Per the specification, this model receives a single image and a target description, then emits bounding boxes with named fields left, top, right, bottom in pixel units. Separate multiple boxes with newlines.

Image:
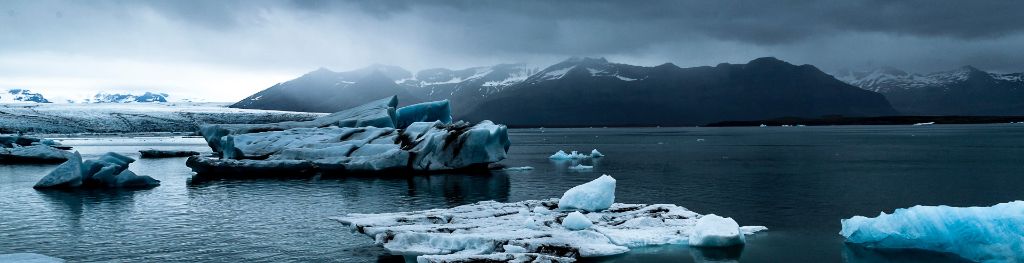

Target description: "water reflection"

left=35, top=188, right=148, bottom=228
left=689, top=246, right=744, bottom=263
left=841, top=243, right=972, bottom=263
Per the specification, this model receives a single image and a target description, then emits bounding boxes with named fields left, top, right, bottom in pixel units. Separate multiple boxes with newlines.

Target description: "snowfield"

left=0, top=103, right=322, bottom=134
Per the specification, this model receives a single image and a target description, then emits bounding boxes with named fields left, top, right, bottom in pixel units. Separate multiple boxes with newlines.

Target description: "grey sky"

left=2, top=0, right=1022, bottom=101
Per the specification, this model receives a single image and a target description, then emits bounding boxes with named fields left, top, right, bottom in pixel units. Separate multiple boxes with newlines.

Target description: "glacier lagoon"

left=2, top=124, right=1023, bottom=262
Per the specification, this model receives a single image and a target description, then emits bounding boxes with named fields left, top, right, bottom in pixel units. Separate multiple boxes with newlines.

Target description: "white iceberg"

left=0, top=253, right=64, bottom=263
left=34, top=152, right=159, bottom=189
left=562, top=211, right=593, bottom=230
left=558, top=175, right=615, bottom=212
left=549, top=150, right=589, bottom=160
left=334, top=175, right=766, bottom=262
left=840, top=201, right=1024, bottom=262
left=590, top=149, right=604, bottom=158
left=688, top=214, right=745, bottom=247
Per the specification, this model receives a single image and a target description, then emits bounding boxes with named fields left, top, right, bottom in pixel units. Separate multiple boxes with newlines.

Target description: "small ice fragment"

left=558, top=175, right=615, bottom=212
left=696, top=138, right=705, bottom=142
left=532, top=206, right=550, bottom=214
left=590, top=149, right=604, bottom=158
left=503, top=245, right=528, bottom=253
left=689, top=214, right=746, bottom=247
left=562, top=211, right=593, bottom=230
left=500, top=166, right=534, bottom=172
left=568, top=164, right=593, bottom=170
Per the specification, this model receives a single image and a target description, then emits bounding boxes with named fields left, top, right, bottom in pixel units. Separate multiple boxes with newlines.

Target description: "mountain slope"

left=231, top=66, right=418, bottom=113
left=462, top=57, right=897, bottom=126
left=836, top=66, right=1024, bottom=115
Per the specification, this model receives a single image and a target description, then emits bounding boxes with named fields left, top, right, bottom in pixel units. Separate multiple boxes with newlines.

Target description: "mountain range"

left=232, top=57, right=897, bottom=126
left=0, top=90, right=175, bottom=104
left=835, top=66, right=1024, bottom=115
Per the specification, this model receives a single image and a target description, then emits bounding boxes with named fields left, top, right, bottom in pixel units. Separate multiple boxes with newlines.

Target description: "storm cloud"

left=1, top=0, right=1022, bottom=101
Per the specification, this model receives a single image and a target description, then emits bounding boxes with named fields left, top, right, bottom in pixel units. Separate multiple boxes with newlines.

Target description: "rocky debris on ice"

left=334, top=175, right=766, bottom=262
left=0, top=135, right=71, bottom=163
left=190, top=97, right=510, bottom=175
left=33, top=152, right=159, bottom=189
left=139, top=149, right=201, bottom=158
left=0, top=253, right=65, bottom=263
left=840, top=201, right=1024, bottom=262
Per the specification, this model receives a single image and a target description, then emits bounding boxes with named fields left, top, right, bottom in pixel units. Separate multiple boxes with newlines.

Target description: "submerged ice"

left=334, top=175, right=765, bottom=262
left=840, top=201, right=1024, bottom=262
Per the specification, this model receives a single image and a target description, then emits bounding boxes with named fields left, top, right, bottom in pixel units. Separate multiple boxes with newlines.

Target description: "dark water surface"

left=2, top=125, right=1023, bottom=262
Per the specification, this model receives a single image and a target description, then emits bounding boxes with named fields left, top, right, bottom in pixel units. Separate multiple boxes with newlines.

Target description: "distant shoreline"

left=705, top=116, right=1024, bottom=127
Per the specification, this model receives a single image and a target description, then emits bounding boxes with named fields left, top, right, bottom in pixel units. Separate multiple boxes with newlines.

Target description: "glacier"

left=334, top=175, right=766, bottom=262
left=34, top=152, right=159, bottom=189
left=840, top=201, right=1024, bottom=263
left=190, top=96, right=509, bottom=175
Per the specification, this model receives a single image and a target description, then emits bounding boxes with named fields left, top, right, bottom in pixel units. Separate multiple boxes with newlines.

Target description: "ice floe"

left=190, top=97, right=509, bottom=175
left=549, top=150, right=589, bottom=160
left=334, top=175, right=766, bottom=262
left=139, top=149, right=200, bottom=158
left=840, top=201, right=1024, bottom=262
left=34, top=152, right=159, bottom=189
left=567, top=164, right=593, bottom=171
left=0, top=135, right=71, bottom=163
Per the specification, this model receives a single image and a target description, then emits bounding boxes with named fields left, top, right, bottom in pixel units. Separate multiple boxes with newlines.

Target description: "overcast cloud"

left=2, top=0, right=1022, bottom=101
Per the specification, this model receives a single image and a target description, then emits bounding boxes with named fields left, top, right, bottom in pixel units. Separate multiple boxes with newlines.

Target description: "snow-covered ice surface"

left=334, top=175, right=766, bottom=262
left=0, top=102, right=321, bottom=134
left=0, top=253, right=65, bottom=263
left=840, top=201, right=1024, bottom=263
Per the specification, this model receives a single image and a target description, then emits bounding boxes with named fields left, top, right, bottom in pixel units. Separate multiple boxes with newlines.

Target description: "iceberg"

left=189, top=97, right=509, bottom=175
left=590, top=149, right=604, bottom=158
left=0, top=135, right=71, bottom=163
left=395, top=100, right=453, bottom=129
left=0, top=253, right=64, bottom=263
left=334, top=175, right=766, bottom=262
left=689, top=214, right=746, bottom=247
left=139, top=149, right=200, bottom=158
left=558, top=175, right=615, bottom=212
left=549, top=150, right=589, bottom=160
left=34, top=152, right=159, bottom=189
left=840, top=201, right=1024, bottom=263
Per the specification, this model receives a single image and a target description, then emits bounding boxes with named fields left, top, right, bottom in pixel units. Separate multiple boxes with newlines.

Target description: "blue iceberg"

left=840, top=201, right=1024, bottom=263
left=395, top=100, right=452, bottom=129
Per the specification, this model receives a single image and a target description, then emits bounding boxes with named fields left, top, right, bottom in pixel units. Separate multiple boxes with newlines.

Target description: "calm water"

left=2, top=125, right=1023, bottom=262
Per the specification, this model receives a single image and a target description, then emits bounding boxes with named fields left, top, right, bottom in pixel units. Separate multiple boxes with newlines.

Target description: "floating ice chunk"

left=139, top=149, right=200, bottom=158
left=689, top=214, right=745, bottom=247
left=395, top=100, right=453, bottom=129
left=0, top=253, right=65, bottom=263
left=913, top=122, right=936, bottom=126
left=840, top=201, right=1024, bottom=262
left=549, top=150, right=589, bottom=160
left=568, top=164, right=593, bottom=170
left=499, top=166, right=534, bottom=172
left=558, top=175, right=615, bottom=212
left=590, top=149, right=604, bottom=158
left=0, top=145, right=71, bottom=163
left=562, top=211, right=593, bottom=230
left=417, top=253, right=574, bottom=263
left=35, top=152, right=158, bottom=189
left=33, top=152, right=83, bottom=188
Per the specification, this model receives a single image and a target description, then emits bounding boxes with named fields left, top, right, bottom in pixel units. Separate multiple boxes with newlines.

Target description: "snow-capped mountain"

left=86, top=92, right=170, bottom=103
left=835, top=66, right=1024, bottom=115
left=0, top=89, right=51, bottom=103
left=233, top=57, right=898, bottom=126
